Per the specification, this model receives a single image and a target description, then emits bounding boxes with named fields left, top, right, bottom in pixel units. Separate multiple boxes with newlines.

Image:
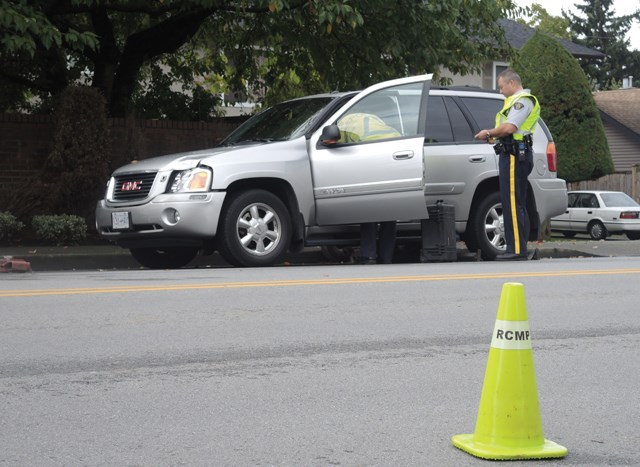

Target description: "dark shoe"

left=527, top=248, right=540, bottom=261
left=356, top=256, right=377, bottom=265
left=495, top=253, right=528, bottom=261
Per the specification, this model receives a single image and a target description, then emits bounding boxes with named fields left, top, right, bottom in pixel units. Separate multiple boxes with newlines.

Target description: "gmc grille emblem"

left=121, top=181, right=143, bottom=191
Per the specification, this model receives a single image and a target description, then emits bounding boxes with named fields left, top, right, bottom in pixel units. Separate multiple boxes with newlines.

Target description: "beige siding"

left=602, top=121, right=640, bottom=171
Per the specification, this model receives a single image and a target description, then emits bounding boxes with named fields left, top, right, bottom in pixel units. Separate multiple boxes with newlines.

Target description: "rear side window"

left=444, top=97, right=474, bottom=141
left=425, top=96, right=474, bottom=143
left=459, top=97, right=503, bottom=130
left=425, top=96, right=453, bottom=143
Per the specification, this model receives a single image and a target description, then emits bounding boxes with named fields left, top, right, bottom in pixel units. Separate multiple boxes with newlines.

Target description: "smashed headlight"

left=168, top=167, right=212, bottom=193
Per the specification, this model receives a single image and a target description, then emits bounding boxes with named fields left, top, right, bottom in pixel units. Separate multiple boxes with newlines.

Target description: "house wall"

left=0, top=113, right=247, bottom=209
left=438, top=67, right=483, bottom=87
left=600, top=113, right=640, bottom=172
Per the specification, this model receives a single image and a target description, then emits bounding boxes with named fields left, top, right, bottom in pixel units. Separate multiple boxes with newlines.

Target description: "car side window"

left=567, top=193, right=579, bottom=207
left=578, top=194, right=598, bottom=208
left=425, top=96, right=453, bottom=143
left=444, top=97, right=474, bottom=142
left=459, top=96, right=503, bottom=131
left=336, top=82, right=422, bottom=144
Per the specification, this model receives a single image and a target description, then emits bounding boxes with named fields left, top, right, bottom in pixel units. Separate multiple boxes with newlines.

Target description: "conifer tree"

left=564, top=0, right=640, bottom=89
left=514, top=32, right=614, bottom=182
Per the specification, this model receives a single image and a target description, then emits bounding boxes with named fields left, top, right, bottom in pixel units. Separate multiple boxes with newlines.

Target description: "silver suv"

left=96, top=74, right=567, bottom=268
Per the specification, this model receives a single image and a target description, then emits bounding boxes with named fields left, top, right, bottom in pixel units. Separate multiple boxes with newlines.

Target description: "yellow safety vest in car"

left=495, top=91, right=540, bottom=141
left=338, top=113, right=401, bottom=143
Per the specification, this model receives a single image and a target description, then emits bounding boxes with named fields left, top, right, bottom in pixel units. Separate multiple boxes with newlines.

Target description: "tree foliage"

left=517, top=3, right=571, bottom=40
left=564, top=0, right=640, bottom=89
left=0, top=0, right=518, bottom=118
left=514, top=32, right=613, bottom=182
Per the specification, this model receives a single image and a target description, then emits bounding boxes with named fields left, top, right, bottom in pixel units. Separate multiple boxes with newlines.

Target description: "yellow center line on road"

left=2, top=268, right=640, bottom=298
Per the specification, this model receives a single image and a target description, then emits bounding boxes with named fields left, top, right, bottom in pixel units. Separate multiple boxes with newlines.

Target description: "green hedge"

left=0, top=211, right=24, bottom=242
left=31, top=214, right=87, bottom=245
left=514, top=32, right=614, bottom=182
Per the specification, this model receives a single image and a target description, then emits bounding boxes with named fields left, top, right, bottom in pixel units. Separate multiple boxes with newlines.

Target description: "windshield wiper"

left=223, top=138, right=275, bottom=147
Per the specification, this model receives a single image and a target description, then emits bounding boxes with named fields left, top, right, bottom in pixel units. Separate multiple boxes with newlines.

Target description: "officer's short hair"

left=498, top=69, right=522, bottom=85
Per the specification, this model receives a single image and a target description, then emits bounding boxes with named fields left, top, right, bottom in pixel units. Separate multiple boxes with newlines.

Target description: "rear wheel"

left=588, top=221, right=607, bottom=240
left=466, top=192, right=506, bottom=260
left=130, top=247, right=198, bottom=269
left=217, top=189, right=291, bottom=267
left=627, top=232, right=640, bottom=240
left=466, top=191, right=531, bottom=260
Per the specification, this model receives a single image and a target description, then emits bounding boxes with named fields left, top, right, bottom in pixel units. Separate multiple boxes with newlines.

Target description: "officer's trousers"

left=360, top=221, right=397, bottom=263
left=498, top=149, right=533, bottom=255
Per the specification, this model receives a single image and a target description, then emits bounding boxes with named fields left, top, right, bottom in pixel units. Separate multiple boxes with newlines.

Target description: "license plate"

left=111, top=212, right=130, bottom=230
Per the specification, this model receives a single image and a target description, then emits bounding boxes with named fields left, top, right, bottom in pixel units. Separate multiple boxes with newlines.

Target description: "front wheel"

left=627, top=232, right=640, bottom=240
left=217, top=189, right=291, bottom=267
left=130, top=247, right=199, bottom=269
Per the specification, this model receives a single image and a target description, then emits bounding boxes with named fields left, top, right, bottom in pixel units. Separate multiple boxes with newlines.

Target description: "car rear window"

left=600, top=192, right=639, bottom=207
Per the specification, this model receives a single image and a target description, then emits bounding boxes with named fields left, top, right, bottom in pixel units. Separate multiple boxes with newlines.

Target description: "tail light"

left=619, top=211, right=639, bottom=219
left=546, top=142, right=557, bottom=172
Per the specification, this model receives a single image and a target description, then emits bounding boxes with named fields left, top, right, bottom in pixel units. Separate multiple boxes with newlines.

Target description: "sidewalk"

left=1, top=237, right=637, bottom=272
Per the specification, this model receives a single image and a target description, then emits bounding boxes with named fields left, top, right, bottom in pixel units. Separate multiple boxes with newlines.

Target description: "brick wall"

left=0, top=113, right=247, bottom=209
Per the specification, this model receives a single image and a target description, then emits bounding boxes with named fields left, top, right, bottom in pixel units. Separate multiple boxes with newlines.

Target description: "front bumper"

left=95, top=192, right=227, bottom=246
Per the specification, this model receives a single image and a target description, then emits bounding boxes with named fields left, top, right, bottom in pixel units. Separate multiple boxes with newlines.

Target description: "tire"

left=130, top=247, right=198, bottom=269
left=217, top=189, right=291, bottom=267
left=562, top=232, right=577, bottom=238
left=588, top=221, right=607, bottom=240
left=626, top=232, right=640, bottom=240
left=466, top=191, right=531, bottom=261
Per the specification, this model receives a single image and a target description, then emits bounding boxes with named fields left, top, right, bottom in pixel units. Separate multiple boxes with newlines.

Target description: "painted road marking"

left=1, top=268, right=640, bottom=298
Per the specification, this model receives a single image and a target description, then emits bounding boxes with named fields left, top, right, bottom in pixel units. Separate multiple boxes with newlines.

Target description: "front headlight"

left=168, top=167, right=212, bottom=193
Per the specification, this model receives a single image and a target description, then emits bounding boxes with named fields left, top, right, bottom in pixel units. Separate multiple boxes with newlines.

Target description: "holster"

left=493, top=135, right=532, bottom=161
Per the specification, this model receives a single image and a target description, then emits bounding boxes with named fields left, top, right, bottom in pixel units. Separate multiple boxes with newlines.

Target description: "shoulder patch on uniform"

left=513, top=102, right=524, bottom=110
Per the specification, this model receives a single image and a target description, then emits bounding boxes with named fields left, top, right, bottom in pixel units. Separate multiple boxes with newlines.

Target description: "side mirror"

left=320, top=124, right=341, bottom=145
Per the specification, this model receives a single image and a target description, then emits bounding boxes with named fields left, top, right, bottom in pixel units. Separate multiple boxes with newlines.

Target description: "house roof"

left=499, top=19, right=606, bottom=59
left=593, top=88, right=640, bottom=137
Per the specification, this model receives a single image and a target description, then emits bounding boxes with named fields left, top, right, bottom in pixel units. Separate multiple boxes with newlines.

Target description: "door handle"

left=393, top=151, right=414, bottom=160
left=469, top=156, right=486, bottom=163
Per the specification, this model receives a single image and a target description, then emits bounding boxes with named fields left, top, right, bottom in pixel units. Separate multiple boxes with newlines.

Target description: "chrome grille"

left=112, top=172, right=157, bottom=201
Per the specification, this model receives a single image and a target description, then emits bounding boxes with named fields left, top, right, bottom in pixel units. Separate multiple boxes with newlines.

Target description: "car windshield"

left=222, top=97, right=335, bottom=145
left=599, top=192, right=639, bottom=207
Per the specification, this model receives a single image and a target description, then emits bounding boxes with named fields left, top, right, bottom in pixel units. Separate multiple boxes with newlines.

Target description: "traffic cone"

left=452, top=282, right=567, bottom=460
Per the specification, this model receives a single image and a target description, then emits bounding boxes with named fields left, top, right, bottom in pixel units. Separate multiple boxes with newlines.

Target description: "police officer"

left=474, top=69, right=540, bottom=261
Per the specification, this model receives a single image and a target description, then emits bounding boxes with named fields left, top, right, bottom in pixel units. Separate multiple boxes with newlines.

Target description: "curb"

left=0, top=244, right=604, bottom=272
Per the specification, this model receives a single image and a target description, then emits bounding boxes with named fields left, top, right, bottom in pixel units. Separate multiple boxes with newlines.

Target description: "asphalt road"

left=1, top=257, right=640, bottom=465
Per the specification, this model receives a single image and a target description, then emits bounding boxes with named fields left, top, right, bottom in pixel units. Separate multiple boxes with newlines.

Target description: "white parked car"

left=550, top=190, right=640, bottom=240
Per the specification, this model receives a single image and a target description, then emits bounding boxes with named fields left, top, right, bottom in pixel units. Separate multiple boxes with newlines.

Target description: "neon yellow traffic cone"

left=452, top=282, right=567, bottom=460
